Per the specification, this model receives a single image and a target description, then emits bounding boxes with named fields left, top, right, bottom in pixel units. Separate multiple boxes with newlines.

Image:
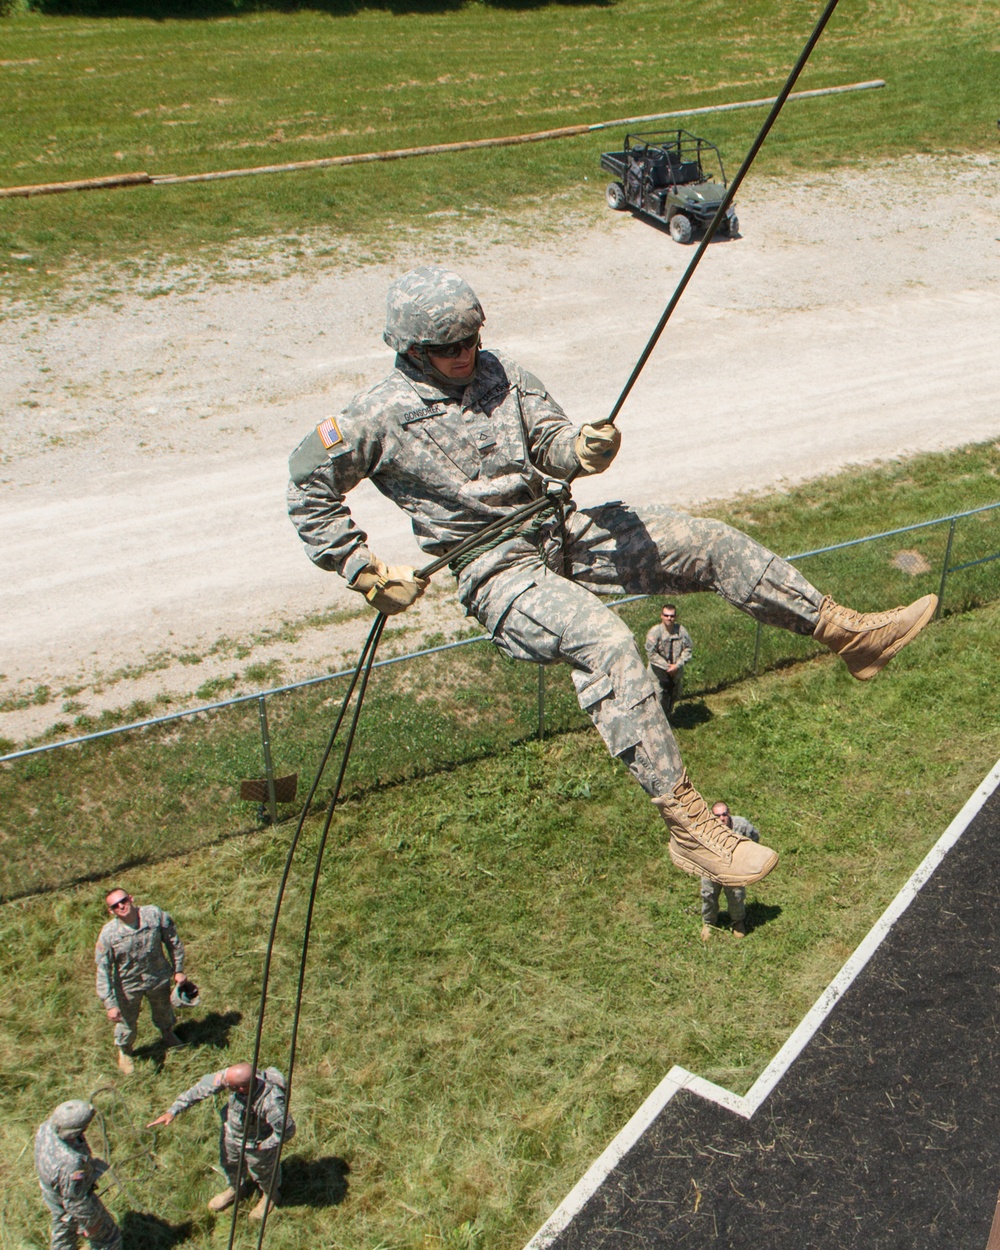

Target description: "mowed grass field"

left=1, top=0, right=997, bottom=300
left=0, top=445, right=998, bottom=1249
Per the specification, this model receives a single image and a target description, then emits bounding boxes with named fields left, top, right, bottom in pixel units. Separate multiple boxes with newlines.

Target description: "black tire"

left=669, top=213, right=692, bottom=243
left=605, top=181, right=627, bottom=210
left=727, top=212, right=740, bottom=237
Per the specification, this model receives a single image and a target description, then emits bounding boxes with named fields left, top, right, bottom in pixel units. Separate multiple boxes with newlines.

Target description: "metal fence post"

left=258, top=696, right=279, bottom=828
left=752, top=621, right=763, bottom=677
left=937, top=517, right=957, bottom=618
left=537, top=666, right=546, bottom=741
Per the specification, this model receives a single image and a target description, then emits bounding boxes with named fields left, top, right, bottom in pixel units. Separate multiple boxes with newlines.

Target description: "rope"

left=447, top=497, right=558, bottom=576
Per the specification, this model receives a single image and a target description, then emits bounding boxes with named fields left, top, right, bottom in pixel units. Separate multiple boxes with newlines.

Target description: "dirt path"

left=2, top=153, right=998, bottom=745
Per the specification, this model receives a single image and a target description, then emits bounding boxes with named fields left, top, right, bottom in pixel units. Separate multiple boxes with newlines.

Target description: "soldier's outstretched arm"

left=147, top=1071, right=222, bottom=1127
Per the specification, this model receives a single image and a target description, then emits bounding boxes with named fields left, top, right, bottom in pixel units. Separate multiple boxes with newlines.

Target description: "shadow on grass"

left=281, top=1154, right=351, bottom=1208
left=30, top=0, right=612, bottom=16
left=743, top=901, right=783, bottom=933
left=175, top=1010, right=243, bottom=1049
left=122, top=1211, right=193, bottom=1250
left=670, top=699, right=713, bottom=730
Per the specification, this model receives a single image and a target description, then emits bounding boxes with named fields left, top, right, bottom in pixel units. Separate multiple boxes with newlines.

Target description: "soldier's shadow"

left=742, top=901, right=783, bottom=932
left=122, top=1211, right=193, bottom=1249
left=174, top=1010, right=242, bottom=1049
left=281, top=1155, right=351, bottom=1208
left=669, top=700, right=712, bottom=730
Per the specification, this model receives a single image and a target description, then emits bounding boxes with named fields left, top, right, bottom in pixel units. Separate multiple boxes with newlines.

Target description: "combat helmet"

left=50, top=1100, right=96, bottom=1139
left=383, top=265, right=484, bottom=355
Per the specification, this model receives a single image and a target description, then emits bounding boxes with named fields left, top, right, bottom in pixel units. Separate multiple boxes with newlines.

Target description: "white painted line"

left=523, top=758, right=1000, bottom=1250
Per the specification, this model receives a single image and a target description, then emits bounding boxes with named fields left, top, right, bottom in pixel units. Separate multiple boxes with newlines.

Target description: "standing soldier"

left=287, top=265, right=936, bottom=891
left=95, top=887, right=187, bottom=1074
left=700, top=803, right=761, bottom=939
left=645, top=602, right=693, bottom=718
left=35, top=1100, right=121, bottom=1250
left=147, top=1062, right=295, bottom=1221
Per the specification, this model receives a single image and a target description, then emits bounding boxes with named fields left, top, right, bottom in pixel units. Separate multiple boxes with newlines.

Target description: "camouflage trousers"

left=474, top=502, right=824, bottom=799
left=648, top=662, right=683, bottom=719
left=700, top=879, right=747, bottom=925
left=221, top=1126, right=294, bottom=1195
left=112, top=981, right=175, bottom=1051
left=41, top=1192, right=121, bottom=1250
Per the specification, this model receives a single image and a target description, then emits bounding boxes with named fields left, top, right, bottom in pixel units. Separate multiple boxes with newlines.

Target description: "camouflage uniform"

left=701, top=815, right=760, bottom=925
left=35, top=1120, right=121, bottom=1250
left=645, top=620, right=694, bottom=718
left=167, top=1068, right=295, bottom=1195
left=95, top=904, right=184, bottom=1051
left=288, top=270, right=824, bottom=806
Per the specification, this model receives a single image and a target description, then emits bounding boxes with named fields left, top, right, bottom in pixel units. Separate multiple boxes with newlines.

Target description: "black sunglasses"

left=423, top=332, right=480, bottom=359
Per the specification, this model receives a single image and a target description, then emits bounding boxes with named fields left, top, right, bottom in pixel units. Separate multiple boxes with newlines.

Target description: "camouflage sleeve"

left=678, top=627, right=693, bottom=667
left=514, top=366, right=580, bottom=480
left=644, top=625, right=660, bottom=661
left=287, top=404, right=382, bottom=579
left=732, top=816, right=760, bottom=843
left=168, top=1071, right=223, bottom=1118
left=254, top=1084, right=291, bottom=1151
left=58, top=1163, right=99, bottom=1219
left=94, top=934, right=117, bottom=1010
left=156, top=908, right=184, bottom=973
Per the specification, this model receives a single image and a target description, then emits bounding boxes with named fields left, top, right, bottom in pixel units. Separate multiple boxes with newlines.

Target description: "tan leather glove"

left=347, top=555, right=429, bottom=615
left=574, top=420, right=621, bottom=475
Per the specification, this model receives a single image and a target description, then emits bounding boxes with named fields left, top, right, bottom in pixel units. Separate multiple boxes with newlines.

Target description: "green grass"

left=0, top=594, right=998, bottom=1249
left=1, top=0, right=997, bottom=301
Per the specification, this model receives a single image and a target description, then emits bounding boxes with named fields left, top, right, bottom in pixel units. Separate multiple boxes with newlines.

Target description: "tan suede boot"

left=207, top=1188, right=236, bottom=1213
left=654, top=772, right=778, bottom=886
left=248, top=1191, right=279, bottom=1221
left=813, top=594, right=937, bottom=680
left=117, top=1048, right=134, bottom=1075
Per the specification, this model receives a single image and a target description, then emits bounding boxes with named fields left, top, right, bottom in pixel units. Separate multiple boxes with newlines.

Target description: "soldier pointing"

left=148, top=1062, right=295, bottom=1221
left=287, top=265, right=936, bottom=889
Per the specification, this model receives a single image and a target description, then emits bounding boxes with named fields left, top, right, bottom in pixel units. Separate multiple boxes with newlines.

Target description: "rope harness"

left=447, top=495, right=560, bottom=576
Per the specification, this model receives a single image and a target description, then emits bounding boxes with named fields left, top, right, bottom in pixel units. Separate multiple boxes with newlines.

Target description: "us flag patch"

left=317, top=417, right=344, bottom=450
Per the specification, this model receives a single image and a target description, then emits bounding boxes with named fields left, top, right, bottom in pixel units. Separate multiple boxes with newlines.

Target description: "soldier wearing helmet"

left=35, top=1101, right=121, bottom=1250
left=288, top=265, right=935, bottom=888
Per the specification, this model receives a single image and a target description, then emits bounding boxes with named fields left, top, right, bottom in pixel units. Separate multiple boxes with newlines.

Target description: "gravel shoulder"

left=2, top=154, right=998, bottom=745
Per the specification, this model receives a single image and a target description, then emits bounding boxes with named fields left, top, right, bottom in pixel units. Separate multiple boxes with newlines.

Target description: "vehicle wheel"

left=605, top=181, right=627, bottom=210
left=669, top=213, right=692, bottom=243
left=727, top=213, right=740, bottom=237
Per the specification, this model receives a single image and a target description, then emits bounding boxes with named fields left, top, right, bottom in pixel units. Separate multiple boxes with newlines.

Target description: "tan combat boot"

left=117, top=1048, right=134, bottom=1075
left=248, top=1191, right=279, bottom=1221
left=813, top=594, right=937, bottom=681
left=207, top=1187, right=237, bottom=1213
left=654, top=772, right=778, bottom=886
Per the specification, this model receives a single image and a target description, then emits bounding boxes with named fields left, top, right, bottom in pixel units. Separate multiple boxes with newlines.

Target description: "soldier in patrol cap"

left=287, top=265, right=936, bottom=888
left=35, top=1100, right=122, bottom=1250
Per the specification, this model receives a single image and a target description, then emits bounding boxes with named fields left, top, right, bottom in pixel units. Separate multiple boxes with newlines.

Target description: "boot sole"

left=669, top=842, right=778, bottom=887
left=847, top=594, right=938, bottom=680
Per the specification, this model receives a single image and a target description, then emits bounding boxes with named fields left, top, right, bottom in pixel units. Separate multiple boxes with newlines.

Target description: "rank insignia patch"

left=317, top=417, right=344, bottom=450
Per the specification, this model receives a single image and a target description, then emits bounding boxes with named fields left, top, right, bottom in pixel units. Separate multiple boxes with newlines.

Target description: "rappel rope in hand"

left=237, top=2, right=843, bottom=1243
